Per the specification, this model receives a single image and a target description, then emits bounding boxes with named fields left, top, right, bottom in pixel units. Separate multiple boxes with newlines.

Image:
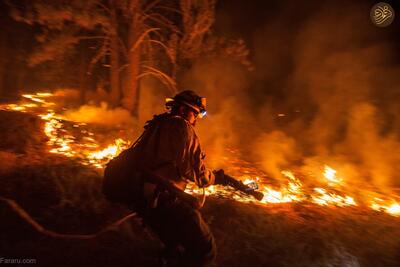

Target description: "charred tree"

left=7, top=0, right=252, bottom=118
left=122, top=0, right=142, bottom=116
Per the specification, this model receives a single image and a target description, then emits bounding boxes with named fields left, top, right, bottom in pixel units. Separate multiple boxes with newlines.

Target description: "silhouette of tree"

left=9, top=0, right=252, bottom=117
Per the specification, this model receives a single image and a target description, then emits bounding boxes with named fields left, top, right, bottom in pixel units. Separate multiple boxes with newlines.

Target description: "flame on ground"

left=1, top=92, right=400, bottom=217
left=370, top=198, right=400, bottom=216
left=0, top=92, right=130, bottom=168
left=323, top=165, right=342, bottom=184
left=87, top=139, right=129, bottom=168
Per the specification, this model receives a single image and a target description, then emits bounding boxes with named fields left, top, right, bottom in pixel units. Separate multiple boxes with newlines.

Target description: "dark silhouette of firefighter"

left=102, top=90, right=263, bottom=266
left=125, top=90, right=216, bottom=266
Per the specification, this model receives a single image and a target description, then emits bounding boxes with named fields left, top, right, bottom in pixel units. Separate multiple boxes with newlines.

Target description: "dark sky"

left=215, top=0, right=400, bottom=46
left=1, top=0, right=400, bottom=101
left=213, top=0, right=400, bottom=106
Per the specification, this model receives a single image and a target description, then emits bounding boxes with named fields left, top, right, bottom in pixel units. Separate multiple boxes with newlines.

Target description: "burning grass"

left=2, top=91, right=399, bottom=217
left=1, top=92, right=400, bottom=266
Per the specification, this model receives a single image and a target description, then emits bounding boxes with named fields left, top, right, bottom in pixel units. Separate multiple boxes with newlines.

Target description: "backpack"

left=102, top=115, right=164, bottom=204
left=102, top=147, right=144, bottom=205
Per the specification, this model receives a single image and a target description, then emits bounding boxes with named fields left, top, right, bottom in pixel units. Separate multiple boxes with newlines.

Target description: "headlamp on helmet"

left=165, top=90, right=207, bottom=118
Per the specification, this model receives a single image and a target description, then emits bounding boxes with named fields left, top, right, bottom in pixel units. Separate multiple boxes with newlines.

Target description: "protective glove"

left=213, top=169, right=228, bottom=185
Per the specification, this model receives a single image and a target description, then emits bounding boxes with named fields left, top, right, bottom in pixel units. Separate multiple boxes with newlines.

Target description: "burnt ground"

left=1, top=110, right=400, bottom=267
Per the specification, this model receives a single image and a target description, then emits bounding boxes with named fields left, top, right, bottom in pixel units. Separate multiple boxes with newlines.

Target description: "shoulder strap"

left=129, top=112, right=171, bottom=149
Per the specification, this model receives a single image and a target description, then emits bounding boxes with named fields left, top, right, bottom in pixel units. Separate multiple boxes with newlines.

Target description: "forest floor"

left=1, top=110, right=400, bottom=267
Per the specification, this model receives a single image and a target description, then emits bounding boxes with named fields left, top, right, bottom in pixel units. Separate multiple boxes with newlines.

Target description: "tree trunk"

left=79, top=45, right=88, bottom=105
left=122, top=0, right=142, bottom=117
left=124, top=46, right=140, bottom=116
left=109, top=1, right=120, bottom=107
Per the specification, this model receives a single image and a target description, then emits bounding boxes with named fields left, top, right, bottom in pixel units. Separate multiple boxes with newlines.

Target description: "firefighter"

left=127, top=90, right=217, bottom=267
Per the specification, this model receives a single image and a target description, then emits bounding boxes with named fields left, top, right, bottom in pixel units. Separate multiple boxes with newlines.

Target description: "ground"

left=1, top=110, right=400, bottom=267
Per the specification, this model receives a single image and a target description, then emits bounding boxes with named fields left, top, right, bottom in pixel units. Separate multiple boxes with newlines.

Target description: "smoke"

left=180, top=58, right=257, bottom=168
left=254, top=131, right=299, bottom=180
left=52, top=88, right=137, bottom=126
left=137, top=77, right=171, bottom=127
left=283, top=1, right=400, bottom=192
left=63, top=102, right=135, bottom=126
left=337, top=103, right=400, bottom=190
left=51, top=88, right=81, bottom=107
left=47, top=1, right=400, bottom=195
left=178, top=0, right=400, bottom=194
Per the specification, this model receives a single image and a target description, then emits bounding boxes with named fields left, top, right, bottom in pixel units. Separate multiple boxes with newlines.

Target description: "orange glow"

left=87, top=139, right=129, bottom=168
left=1, top=92, right=129, bottom=167
left=370, top=198, right=400, bottom=216
left=323, top=165, right=342, bottom=184
left=311, top=188, right=356, bottom=206
left=1, top=91, right=399, bottom=217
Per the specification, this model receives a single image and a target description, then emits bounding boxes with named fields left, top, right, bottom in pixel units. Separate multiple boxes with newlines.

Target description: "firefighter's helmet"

left=166, top=90, right=207, bottom=118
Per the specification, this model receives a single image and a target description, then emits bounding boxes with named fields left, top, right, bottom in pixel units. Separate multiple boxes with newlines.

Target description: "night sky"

left=214, top=0, right=400, bottom=105
left=1, top=0, right=400, bottom=101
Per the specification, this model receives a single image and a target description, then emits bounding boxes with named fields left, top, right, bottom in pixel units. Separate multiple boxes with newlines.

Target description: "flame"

left=87, top=139, right=129, bottom=168
left=323, top=165, right=342, bottom=184
left=387, top=204, right=400, bottom=215
left=1, top=92, right=129, bottom=167
left=256, top=171, right=304, bottom=203
left=370, top=198, right=400, bottom=216
left=87, top=139, right=126, bottom=160
left=1, top=91, right=400, bottom=217
left=311, top=188, right=356, bottom=206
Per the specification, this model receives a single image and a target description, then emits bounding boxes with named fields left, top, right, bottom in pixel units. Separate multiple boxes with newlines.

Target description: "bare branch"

left=148, top=39, right=175, bottom=63
left=77, top=36, right=108, bottom=40
left=143, top=0, right=162, bottom=13
left=143, top=13, right=181, bottom=34
left=129, top=27, right=161, bottom=52
left=152, top=5, right=182, bottom=15
left=88, top=40, right=109, bottom=74
left=139, top=65, right=177, bottom=93
left=95, top=0, right=112, bottom=15
left=118, top=63, right=129, bottom=72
